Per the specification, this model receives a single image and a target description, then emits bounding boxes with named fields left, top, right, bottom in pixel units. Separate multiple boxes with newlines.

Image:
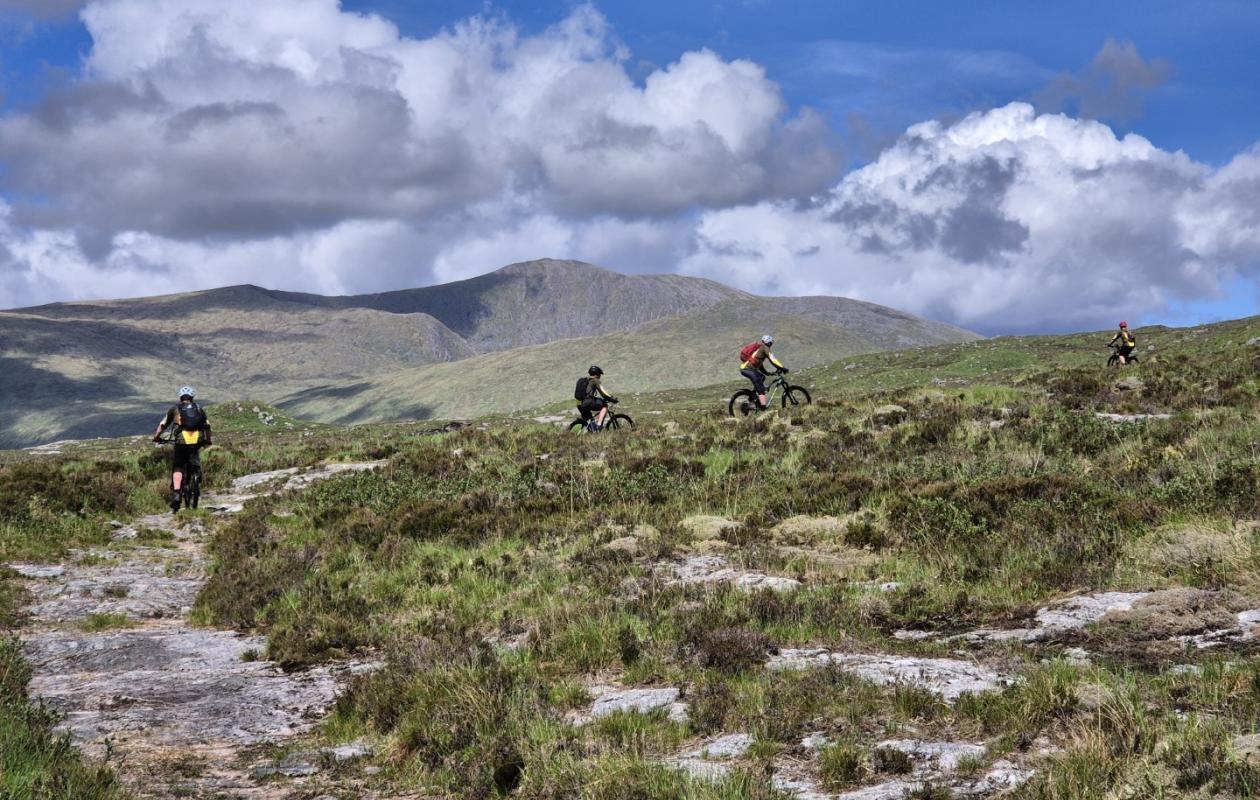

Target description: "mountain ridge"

left=0, top=259, right=979, bottom=446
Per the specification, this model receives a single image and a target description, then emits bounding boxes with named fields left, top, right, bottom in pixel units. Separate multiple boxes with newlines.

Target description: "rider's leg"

left=170, top=446, right=190, bottom=510
left=740, top=368, right=768, bottom=409
left=596, top=403, right=609, bottom=427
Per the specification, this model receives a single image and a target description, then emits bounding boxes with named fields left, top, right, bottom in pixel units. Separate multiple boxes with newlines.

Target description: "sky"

left=0, top=1, right=1257, bottom=335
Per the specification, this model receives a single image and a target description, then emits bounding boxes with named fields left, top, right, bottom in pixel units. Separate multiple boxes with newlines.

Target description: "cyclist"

left=1108, top=321, right=1136, bottom=365
left=739, top=334, right=788, bottom=410
left=153, top=386, right=211, bottom=512
left=577, top=366, right=618, bottom=431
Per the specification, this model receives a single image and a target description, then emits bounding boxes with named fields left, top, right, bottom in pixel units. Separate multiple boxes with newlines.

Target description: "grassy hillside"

left=0, top=296, right=474, bottom=448
left=8, top=315, right=1260, bottom=796
left=0, top=260, right=974, bottom=448
left=278, top=303, right=882, bottom=423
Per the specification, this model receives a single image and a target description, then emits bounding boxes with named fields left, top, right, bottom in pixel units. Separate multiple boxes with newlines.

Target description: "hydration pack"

left=739, top=341, right=761, bottom=364
left=574, top=377, right=590, bottom=401
left=178, top=402, right=206, bottom=432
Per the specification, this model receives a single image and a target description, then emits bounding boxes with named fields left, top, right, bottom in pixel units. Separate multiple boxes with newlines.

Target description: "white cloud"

left=0, top=2, right=1258, bottom=335
left=0, top=1, right=836, bottom=249
left=680, top=103, right=1260, bottom=334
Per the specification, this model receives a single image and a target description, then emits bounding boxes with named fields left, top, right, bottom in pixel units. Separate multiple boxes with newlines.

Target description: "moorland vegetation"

left=6, top=319, right=1260, bottom=798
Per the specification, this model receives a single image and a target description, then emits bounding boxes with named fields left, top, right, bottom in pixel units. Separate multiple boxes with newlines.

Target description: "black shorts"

left=172, top=443, right=201, bottom=472
left=578, top=398, right=607, bottom=420
left=1118, top=345, right=1135, bottom=358
left=741, top=367, right=767, bottom=394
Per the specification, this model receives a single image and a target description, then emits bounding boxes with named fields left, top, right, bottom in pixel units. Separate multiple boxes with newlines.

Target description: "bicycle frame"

left=156, top=437, right=203, bottom=509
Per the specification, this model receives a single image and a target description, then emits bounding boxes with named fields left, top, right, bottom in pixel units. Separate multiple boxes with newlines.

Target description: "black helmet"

left=588, top=365, right=603, bottom=376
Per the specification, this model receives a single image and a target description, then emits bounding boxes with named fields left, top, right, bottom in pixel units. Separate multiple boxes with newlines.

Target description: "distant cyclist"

left=575, top=366, right=617, bottom=431
left=153, top=386, right=211, bottom=512
left=1108, top=322, right=1136, bottom=365
left=739, top=335, right=788, bottom=410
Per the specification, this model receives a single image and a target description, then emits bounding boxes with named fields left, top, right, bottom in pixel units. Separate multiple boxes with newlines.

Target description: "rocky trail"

left=5, top=461, right=386, bottom=799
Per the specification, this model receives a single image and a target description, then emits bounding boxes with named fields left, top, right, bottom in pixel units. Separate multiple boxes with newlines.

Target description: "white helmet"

left=761, top=334, right=774, bottom=345
left=179, top=386, right=195, bottom=399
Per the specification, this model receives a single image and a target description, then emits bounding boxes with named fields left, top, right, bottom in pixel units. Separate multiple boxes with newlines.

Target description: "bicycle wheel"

left=1107, top=354, right=1120, bottom=367
left=606, top=413, right=634, bottom=430
left=190, top=467, right=202, bottom=509
left=728, top=389, right=758, bottom=417
left=179, top=467, right=193, bottom=510
left=568, top=419, right=588, bottom=433
left=781, top=385, right=812, bottom=408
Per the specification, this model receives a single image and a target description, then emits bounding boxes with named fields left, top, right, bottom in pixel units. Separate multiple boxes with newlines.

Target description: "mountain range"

left=0, top=259, right=978, bottom=446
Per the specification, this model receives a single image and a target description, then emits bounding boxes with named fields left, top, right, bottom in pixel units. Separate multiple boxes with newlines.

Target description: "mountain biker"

left=153, top=386, right=211, bottom=512
left=1108, top=322, right=1136, bottom=365
left=740, top=335, right=788, bottom=410
left=577, top=366, right=617, bottom=431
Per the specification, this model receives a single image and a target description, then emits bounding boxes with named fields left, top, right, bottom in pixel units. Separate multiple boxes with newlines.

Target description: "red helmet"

left=1118, top=321, right=1128, bottom=328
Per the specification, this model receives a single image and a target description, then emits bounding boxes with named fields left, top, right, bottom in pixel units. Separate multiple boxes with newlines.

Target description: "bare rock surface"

left=669, top=732, right=754, bottom=781
left=571, top=684, right=688, bottom=724
left=771, top=515, right=848, bottom=544
left=767, top=649, right=1010, bottom=700
left=20, top=559, right=202, bottom=623
left=926, top=591, right=1150, bottom=644
left=23, top=625, right=345, bottom=748
left=662, top=554, right=801, bottom=592
left=4, top=461, right=387, bottom=798
left=204, top=460, right=387, bottom=513
left=1095, top=412, right=1171, bottom=423
left=680, top=514, right=740, bottom=541
left=1097, top=588, right=1236, bottom=641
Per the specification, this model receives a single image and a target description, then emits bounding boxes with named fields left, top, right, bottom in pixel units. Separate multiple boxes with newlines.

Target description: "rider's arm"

left=768, top=352, right=786, bottom=371
left=596, top=383, right=615, bottom=400
left=1108, top=333, right=1121, bottom=346
left=154, top=408, right=175, bottom=439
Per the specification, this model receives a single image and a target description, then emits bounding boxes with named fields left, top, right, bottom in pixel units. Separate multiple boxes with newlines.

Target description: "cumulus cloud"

left=679, top=103, right=1260, bottom=334
left=1036, top=38, right=1171, bottom=121
left=0, top=0, right=837, bottom=251
left=1, top=3, right=1258, bottom=336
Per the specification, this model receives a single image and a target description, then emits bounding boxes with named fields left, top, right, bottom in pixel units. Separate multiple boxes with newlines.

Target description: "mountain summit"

left=0, top=259, right=977, bottom=446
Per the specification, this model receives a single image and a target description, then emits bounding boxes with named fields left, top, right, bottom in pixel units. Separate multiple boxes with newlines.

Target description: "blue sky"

left=330, top=0, right=1260, bottom=164
left=0, top=0, right=1257, bottom=333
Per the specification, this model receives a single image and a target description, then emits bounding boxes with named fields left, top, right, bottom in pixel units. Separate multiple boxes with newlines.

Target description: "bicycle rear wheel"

left=781, top=385, right=812, bottom=408
left=606, top=414, right=634, bottom=430
left=728, top=389, right=757, bottom=417
left=190, top=466, right=202, bottom=509
left=567, top=419, right=588, bottom=433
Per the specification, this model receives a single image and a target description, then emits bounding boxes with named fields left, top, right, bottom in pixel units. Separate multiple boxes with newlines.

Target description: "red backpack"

left=739, top=341, right=761, bottom=363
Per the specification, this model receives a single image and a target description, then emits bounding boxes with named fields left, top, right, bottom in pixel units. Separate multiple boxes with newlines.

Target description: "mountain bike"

left=156, top=437, right=203, bottom=510
left=1107, top=345, right=1139, bottom=367
left=567, top=401, right=634, bottom=433
left=729, top=370, right=812, bottom=417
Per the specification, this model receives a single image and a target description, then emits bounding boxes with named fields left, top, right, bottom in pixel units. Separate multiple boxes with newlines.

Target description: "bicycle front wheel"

left=781, top=386, right=812, bottom=408
left=606, top=414, right=634, bottom=431
left=728, top=390, right=757, bottom=417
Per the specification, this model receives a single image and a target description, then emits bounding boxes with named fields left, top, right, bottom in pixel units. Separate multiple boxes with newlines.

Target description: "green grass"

left=9, top=314, right=1260, bottom=795
left=76, top=613, right=136, bottom=633
left=0, top=638, right=119, bottom=799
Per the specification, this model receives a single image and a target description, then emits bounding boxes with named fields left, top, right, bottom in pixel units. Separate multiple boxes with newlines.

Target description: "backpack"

left=739, top=341, right=761, bottom=364
left=178, top=402, right=206, bottom=432
left=574, top=377, right=590, bottom=401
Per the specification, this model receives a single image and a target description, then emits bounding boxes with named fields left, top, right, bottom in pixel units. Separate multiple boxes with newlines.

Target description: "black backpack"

left=178, top=402, right=206, bottom=432
left=574, top=377, right=589, bottom=401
